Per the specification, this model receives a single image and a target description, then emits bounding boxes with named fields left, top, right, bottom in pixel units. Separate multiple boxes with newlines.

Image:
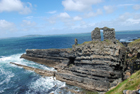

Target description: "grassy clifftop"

left=128, top=38, right=140, bottom=47
left=105, top=70, right=140, bottom=94
left=74, top=40, right=124, bottom=47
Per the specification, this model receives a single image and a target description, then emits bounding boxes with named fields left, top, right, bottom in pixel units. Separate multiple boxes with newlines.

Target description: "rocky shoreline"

left=19, top=40, right=124, bottom=92
left=10, top=27, right=140, bottom=93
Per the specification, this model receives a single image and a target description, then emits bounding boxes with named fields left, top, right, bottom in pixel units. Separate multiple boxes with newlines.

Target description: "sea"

left=0, top=30, right=140, bottom=94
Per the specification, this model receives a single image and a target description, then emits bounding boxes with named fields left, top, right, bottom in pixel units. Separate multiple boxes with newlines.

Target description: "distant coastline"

left=0, top=30, right=140, bottom=40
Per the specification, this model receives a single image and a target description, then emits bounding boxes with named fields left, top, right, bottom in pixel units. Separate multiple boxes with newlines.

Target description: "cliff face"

left=21, top=49, right=71, bottom=67
left=21, top=40, right=125, bottom=92
left=71, top=40, right=123, bottom=81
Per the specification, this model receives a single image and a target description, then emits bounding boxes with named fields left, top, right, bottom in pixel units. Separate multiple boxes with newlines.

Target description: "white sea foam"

left=0, top=53, right=65, bottom=93
left=0, top=53, right=55, bottom=71
left=0, top=66, right=15, bottom=93
left=0, top=56, right=11, bottom=61
left=0, top=73, right=14, bottom=85
left=119, top=39, right=132, bottom=42
left=26, top=76, right=66, bottom=94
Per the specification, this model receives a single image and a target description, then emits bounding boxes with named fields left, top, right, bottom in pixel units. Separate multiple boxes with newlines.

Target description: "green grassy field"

left=105, top=70, right=140, bottom=94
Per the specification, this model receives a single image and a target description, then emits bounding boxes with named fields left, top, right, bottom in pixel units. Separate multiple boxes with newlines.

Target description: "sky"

left=0, top=0, right=140, bottom=38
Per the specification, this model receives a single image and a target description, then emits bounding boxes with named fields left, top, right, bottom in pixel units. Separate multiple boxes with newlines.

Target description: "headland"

left=11, top=27, right=140, bottom=93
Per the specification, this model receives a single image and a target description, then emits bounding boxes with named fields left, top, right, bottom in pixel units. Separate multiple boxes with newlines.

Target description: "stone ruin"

left=91, top=27, right=115, bottom=41
left=91, top=27, right=101, bottom=41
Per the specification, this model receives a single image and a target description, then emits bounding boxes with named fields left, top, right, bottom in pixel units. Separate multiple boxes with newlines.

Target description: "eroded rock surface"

left=20, top=40, right=125, bottom=92
left=21, top=49, right=72, bottom=67
left=18, top=27, right=130, bottom=92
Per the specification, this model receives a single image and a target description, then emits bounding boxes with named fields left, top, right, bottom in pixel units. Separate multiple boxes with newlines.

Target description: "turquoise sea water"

left=0, top=31, right=140, bottom=94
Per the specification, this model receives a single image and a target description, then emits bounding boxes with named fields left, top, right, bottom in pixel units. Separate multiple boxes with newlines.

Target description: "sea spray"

left=0, top=53, right=67, bottom=94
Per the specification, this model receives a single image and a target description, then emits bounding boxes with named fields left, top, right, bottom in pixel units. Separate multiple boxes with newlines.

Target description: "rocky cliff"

left=21, top=49, right=71, bottom=67
left=15, top=27, right=135, bottom=92
left=20, top=40, right=125, bottom=92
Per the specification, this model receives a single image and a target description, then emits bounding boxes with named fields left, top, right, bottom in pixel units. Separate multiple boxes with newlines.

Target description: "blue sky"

left=0, top=0, right=140, bottom=38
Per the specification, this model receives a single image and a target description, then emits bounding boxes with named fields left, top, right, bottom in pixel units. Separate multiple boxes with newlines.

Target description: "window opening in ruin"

left=100, top=30, right=104, bottom=41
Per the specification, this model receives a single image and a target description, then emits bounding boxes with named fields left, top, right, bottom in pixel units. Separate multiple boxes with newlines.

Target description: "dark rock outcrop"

left=20, top=40, right=125, bottom=92
left=21, top=49, right=72, bottom=67
left=19, top=27, right=128, bottom=92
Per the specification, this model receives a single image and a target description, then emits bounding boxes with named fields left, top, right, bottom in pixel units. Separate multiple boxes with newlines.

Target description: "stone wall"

left=103, top=27, right=115, bottom=40
left=91, top=27, right=115, bottom=41
left=91, top=27, right=101, bottom=41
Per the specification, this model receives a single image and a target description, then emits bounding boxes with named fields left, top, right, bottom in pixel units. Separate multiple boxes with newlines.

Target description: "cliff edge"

left=16, top=27, right=135, bottom=92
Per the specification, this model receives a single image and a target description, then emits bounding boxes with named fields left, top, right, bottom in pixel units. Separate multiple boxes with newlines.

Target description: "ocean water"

left=0, top=30, right=140, bottom=94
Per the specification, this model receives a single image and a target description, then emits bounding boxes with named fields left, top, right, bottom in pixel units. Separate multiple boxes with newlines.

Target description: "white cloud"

left=73, top=16, right=82, bottom=21
left=67, top=12, right=140, bottom=32
left=133, top=4, right=140, bottom=10
left=71, top=21, right=95, bottom=29
left=85, top=9, right=102, bottom=18
left=93, top=12, right=140, bottom=31
left=126, top=18, right=140, bottom=25
left=25, top=16, right=33, bottom=19
left=59, top=12, right=70, bottom=18
left=62, top=0, right=102, bottom=11
left=45, top=15, right=57, bottom=24
left=117, top=13, right=140, bottom=26
left=134, top=14, right=140, bottom=19
left=118, top=4, right=134, bottom=7
left=0, top=0, right=32, bottom=14
left=21, top=20, right=36, bottom=27
left=20, top=20, right=38, bottom=32
left=47, top=11, right=57, bottom=14
left=0, top=20, right=16, bottom=32
left=104, top=6, right=115, bottom=13
left=118, top=12, right=131, bottom=21
left=48, top=18, right=56, bottom=24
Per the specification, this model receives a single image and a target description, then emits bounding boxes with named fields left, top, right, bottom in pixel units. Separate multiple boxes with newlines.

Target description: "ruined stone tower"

left=91, top=27, right=116, bottom=41
left=102, top=27, right=115, bottom=40
left=91, top=27, right=101, bottom=41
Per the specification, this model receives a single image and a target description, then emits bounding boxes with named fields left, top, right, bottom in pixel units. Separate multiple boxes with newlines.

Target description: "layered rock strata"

left=20, top=40, right=125, bottom=92
left=21, top=49, right=71, bottom=67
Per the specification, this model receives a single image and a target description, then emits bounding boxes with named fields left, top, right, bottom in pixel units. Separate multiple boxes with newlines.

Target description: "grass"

left=116, top=40, right=125, bottom=47
left=128, top=38, right=140, bottom=47
left=105, top=70, right=140, bottom=94
left=72, top=41, right=93, bottom=46
left=72, top=39, right=124, bottom=48
left=104, top=39, right=110, bottom=43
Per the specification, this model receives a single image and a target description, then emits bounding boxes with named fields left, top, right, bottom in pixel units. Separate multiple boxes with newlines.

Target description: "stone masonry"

left=91, top=27, right=101, bottom=41
left=91, top=27, right=115, bottom=41
left=102, top=27, right=115, bottom=40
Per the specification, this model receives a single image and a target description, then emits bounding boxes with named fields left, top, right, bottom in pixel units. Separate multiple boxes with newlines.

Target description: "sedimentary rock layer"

left=20, top=40, right=125, bottom=92
left=10, top=62, right=108, bottom=91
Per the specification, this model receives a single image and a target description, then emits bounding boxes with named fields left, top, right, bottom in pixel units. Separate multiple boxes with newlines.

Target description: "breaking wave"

left=0, top=53, right=68, bottom=94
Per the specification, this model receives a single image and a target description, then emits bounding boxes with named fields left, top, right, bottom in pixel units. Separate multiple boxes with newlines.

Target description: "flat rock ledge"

left=10, top=62, right=107, bottom=92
